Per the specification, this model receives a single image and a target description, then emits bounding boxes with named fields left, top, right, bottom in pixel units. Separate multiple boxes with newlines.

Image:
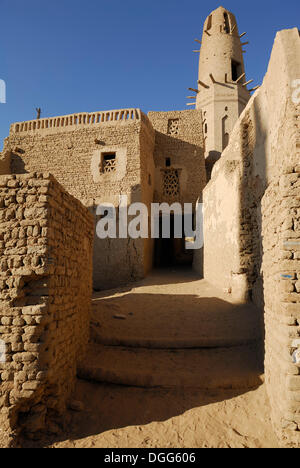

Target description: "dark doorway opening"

left=154, top=214, right=193, bottom=268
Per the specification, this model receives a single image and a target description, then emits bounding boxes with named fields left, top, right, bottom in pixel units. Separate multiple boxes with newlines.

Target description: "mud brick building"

left=0, top=6, right=300, bottom=447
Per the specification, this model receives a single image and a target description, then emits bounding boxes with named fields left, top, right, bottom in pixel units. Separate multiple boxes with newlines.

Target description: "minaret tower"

left=194, top=6, right=251, bottom=167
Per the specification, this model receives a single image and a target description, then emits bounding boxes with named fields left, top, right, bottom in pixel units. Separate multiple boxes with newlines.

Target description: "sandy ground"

left=91, top=269, right=262, bottom=348
left=44, top=380, right=278, bottom=448
left=31, top=270, right=279, bottom=448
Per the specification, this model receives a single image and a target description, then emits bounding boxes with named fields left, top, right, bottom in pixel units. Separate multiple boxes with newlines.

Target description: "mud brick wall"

left=4, top=110, right=156, bottom=290
left=262, top=168, right=300, bottom=447
left=204, top=28, right=300, bottom=301
left=0, top=173, right=93, bottom=443
left=147, top=110, right=206, bottom=207
left=148, top=110, right=206, bottom=275
left=203, top=28, right=300, bottom=446
left=0, top=151, right=11, bottom=176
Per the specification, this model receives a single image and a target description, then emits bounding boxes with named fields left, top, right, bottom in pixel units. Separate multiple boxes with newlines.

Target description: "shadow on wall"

left=239, top=98, right=268, bottom=319
left=205, top=151, right=221, bottom=181
left=10, top=152, right=28, bottom=174
left=89, top=184, right=147, bottom=292
left=153, top=132, right=205, bottom=204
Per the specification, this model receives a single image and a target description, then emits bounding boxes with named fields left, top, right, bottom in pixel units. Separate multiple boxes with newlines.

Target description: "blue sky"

left=0, top=0, right=299, bottom=149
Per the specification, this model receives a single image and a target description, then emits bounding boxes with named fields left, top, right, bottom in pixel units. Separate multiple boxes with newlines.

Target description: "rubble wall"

left=0, top=173, right=93, bottom=443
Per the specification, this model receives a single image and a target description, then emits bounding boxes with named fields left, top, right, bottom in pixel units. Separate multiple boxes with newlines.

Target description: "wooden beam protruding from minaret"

left=249, top=86, right=260, bottom=92
left=241, top=42, right=249, bottom=46
left=188, top=88, right=199, bottom=94
left=236, top=73, right=246, bottom=84
left=193, top=50, right=201, bottom=53
left=186, top=102, right=196, bottom=106
left=242, top=79, right=254, bottom=87
left=194, top=39, right=201, bottom=44
left=239, top=32, right=246, bottom=38
left=198, top=80, right=209, bottom=89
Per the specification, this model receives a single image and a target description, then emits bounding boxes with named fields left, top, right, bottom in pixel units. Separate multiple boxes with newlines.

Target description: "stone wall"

left=4, top=109, right=155, bottom=290
left=203, top=28, right=300, bottom=445
left=0, top=151, right=11, bottom=176
left=0, top=173, right=93, bottom=444
left=262, top=167, right=300, bottom=447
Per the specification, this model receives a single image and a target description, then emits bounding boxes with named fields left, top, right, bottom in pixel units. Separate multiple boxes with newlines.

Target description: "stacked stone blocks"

left=0, top=173, right=93, bottom=441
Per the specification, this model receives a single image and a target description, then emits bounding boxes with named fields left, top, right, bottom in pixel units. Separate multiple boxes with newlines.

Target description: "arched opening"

left=222, top=115, right=229, bottom=150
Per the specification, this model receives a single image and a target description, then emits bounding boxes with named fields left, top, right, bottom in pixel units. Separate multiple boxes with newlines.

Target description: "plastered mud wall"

left=203, top=28, right=300, bottom=446
left=0, top=173, right=93, bottom=444
left=148, top=110, right=206, bottom=274
left=147, top=110, right=206, bottom=207
left=4, top=110, right=155, bottom=290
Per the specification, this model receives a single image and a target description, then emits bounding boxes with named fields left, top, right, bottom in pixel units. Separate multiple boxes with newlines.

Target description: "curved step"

left=78, top=342, right=264, bottom=389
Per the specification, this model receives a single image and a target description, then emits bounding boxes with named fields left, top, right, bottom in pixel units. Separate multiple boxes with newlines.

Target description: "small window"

left=207, top=15, right=212, bottom=31
left=224, top=13, right=230, bottom=34
left=204, top=123, right=208, bottom=134
left=231, top=60, right=242, bottom=81
left=163, top=169, right=180, bottom=198
left=148, top=174, right=152, bottom=186
left=166, top=158, right=171, bottom=167
left=222, top=116, right=229, bottom=150
left=167, top=119, right=179, bottom=136
left=101, top=152, right=116, bottom=173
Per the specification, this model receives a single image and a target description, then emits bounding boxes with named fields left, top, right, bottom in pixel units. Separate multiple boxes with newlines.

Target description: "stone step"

left=91, top=331, right=260, bottom=349
left=78, top=342, right=264, bottom=389
left=91, top=294, right=262, bottom=350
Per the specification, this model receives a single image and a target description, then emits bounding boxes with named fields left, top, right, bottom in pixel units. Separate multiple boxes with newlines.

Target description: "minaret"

left=194, top=6, right=251, bottom=170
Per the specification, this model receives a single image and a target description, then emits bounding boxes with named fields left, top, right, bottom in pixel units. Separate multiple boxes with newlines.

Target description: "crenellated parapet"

left=10, top=108, right=143, bottom=135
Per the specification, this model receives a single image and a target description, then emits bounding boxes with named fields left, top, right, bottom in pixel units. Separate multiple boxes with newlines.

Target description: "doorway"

left=154, top=214, right=193, bottom=268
